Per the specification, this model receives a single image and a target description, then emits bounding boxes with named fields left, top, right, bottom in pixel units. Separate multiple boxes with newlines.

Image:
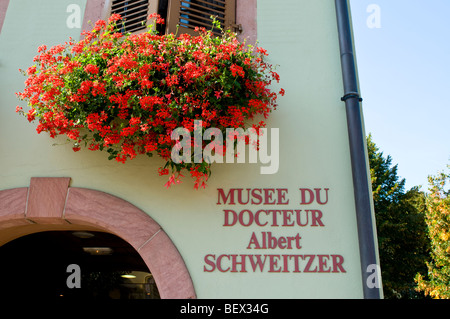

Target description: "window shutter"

left=110, top=0, right=150, bottom=33
left=167, top=0, right=237, bottom=36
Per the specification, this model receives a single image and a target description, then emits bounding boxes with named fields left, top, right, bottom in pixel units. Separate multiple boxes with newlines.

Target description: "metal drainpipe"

left=335, top=0, right=382, bottom=299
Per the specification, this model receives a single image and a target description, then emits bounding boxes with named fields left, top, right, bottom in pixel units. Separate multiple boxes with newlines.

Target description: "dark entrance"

left=0, top=230, right=160, bottom=299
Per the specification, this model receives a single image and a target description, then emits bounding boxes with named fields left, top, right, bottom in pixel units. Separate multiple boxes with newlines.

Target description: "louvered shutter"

left=110, top=0, right=150, bottom=33
left=167, top=0, right=237, bottom=36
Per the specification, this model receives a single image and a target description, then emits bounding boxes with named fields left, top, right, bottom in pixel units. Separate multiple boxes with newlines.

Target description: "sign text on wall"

left=203, top=188, right=347, bottom=274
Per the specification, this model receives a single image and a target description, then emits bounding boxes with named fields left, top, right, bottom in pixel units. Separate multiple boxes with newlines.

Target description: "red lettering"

left=248, top=255, right=267, bottom=272
left=295, top=209, right=309, bottom=226
left=277, top=188, right=289, bottom=204
left=204, top=254, right=346, bottom=273
left=303, top=255, right=317, bottom=272
left=251, top=188, right=263, bottom=205
left=255, top=210, right=268, bottom=226
left=286, top=236, right=295, bottom=249
left=289, top=255, right=303, bottom=273
left=231, top=254, right=247, bottom=272
left=269, top=209, right=281, bottom=226
left=315, top=188, right=329, bottom=205
left=247, top=232, right=261, bottom=249
left=332, top=255, right=346, bottom=273
left=217, top=188, right=235, bottom=205
left=299, top=188, right=314, bottom=205
left=217, top=254, right=230, bottom=272
left=282, top=210, right=295, bottom=226
left=262, top=232, right=267, bottom=249
left=224, top=209, right=324, bottom=227
left=310, top=209, right=325, bottom=226
left=294, top=233, right=302, bottom=249
left=318, top=255, right=331, bottom=273
left=267, top=232, right=277, bottom=249
left=223, top=210, right=237, bottom=226
left=237, top=189, right=250, bottom=205
left=269, top=255, right=281, bottom=272
left=238, top=209, right=254, bottom=226
left=278, top=236, right=287, bottom=249
left=282, top=254, right=290, bottom=273
left=203, top=254, right=216, bottom=272
left=263, top=188, right=276, bottom=205
left=218, top=188, right=292, bottom=206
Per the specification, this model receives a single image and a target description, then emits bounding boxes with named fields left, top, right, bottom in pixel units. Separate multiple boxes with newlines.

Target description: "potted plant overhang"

left=16, top=13, right=284, bottom=189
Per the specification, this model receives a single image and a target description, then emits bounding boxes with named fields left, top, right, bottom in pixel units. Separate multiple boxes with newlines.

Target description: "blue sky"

left=349, top=0, right=450, bottom=191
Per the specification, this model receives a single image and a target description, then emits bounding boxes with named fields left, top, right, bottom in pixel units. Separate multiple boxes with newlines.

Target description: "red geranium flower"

left=16, top=14, right=283, bottom=189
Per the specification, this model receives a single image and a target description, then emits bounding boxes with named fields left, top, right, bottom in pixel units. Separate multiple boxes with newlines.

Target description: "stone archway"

left=0, top=177, right=196, bottom=299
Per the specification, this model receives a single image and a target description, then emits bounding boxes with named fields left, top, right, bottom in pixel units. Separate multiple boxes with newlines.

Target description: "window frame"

left=165, top=0, right=239, bottom=36
left=107, top=0, right=155, bottom=34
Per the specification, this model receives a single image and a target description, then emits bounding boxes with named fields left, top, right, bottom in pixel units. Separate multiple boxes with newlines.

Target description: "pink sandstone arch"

left=0, top=177, right=196, bottom=299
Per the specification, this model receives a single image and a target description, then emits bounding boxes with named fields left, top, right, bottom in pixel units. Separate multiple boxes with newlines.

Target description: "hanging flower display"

left=16, top=13, right=284, bottom=189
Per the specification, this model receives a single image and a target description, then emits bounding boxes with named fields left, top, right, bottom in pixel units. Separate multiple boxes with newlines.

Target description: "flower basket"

left=16, top=14, right=284, bottom=189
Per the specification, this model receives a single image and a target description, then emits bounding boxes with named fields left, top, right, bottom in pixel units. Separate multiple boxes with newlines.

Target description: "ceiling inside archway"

left=0, top=230, right=158, bottom=299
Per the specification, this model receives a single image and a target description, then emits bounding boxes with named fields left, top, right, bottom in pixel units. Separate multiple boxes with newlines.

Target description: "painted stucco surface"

left=0, top=0, right=368, bottom=298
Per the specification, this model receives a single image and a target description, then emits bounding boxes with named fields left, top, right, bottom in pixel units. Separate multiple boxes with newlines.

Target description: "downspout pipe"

left=335, top=0, right=382, bottom=299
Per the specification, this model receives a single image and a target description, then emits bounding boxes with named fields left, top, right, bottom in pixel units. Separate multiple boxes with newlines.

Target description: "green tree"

left=415, top=167, right=450, bottom=299
left=367, top=135, right=429, bottom=298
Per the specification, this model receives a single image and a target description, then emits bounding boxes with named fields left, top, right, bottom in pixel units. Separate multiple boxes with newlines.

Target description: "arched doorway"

left=0, top=177, right=196, bottom=299
left=0, top=230, right=160, bottom=299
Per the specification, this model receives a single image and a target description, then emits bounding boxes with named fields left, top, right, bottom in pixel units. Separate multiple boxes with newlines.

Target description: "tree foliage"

left=367, top=135, right=429, bottom=298
left=415, top=167, right=450, bottom=299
